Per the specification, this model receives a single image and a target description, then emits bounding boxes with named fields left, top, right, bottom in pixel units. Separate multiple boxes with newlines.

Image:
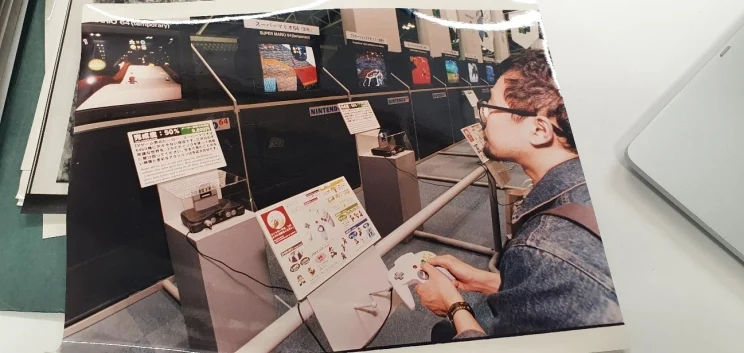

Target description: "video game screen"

left=410, top=56, right=431, bottom=85
left=485, top=64, right=496, bottom=84
left=356, top=50, right=387, bottom=88
left=445, top=59, right=459, bottom=84
left=76, top=31, right=183, bottom=112
left=468, top=62, right=479, bottom=83
left=258, top=44, right=319, bottom=92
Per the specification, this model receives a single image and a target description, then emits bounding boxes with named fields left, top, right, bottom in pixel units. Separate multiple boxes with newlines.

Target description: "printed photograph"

left=356, top=50, right=387, bottom=88
left=258, top=44, right=318, bottom=93
left=60, top=6, right=627, bottom=353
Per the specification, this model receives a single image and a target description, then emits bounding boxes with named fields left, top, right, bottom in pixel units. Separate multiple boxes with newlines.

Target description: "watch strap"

left=446, top=301, right=474, bottom=322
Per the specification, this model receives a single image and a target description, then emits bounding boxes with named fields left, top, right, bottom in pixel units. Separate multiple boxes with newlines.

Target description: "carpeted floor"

left=62, top=141, right=530, bottom=353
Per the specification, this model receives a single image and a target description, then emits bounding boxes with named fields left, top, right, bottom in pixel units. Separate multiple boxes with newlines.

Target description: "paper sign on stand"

left=127, top=121, right=226, bottom=188
left=463, top=90, right=479, bottom=108
left=256, top=176, right=382, bottom=300
left=337, top=101, right=381, bottom=135
left=461, top=123, right=490, bottom=164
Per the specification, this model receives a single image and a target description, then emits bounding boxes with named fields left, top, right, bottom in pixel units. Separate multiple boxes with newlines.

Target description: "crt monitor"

left=325, top=37, right=401, bottom=94
left=445, top=59, right=460, bottom=84
left=258, top=43, right=319, bottom=93
left=355, top=50, right=387, bottom=88
left=467, top=62, right=480, bottom=84
left=392, top=41, right=434, bottom=87
left=75, top=23, right=192, bottom=125
left=431, top=51, right=462, bottom=87
left=232, top=25, right=325, bottom=103
left=484, top=63, right=496, bottom=85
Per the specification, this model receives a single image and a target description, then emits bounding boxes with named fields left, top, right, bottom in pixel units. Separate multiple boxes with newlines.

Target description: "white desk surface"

left=538, top=0, right=744, bottom=352
left=5, top=1, right=744, bottom=353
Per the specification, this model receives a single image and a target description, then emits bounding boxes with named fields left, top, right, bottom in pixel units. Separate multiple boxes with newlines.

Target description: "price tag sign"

left=212, top=117, right=231, bottom=131
left=127, top=121, right=226, bottom=188
left=463, top=90, right=479, bottom=108
left=337, top=101, right=381, bottom=135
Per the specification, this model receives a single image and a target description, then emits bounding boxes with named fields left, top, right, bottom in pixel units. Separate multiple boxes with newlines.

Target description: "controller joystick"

left=387, top=251, right=455, bottom=310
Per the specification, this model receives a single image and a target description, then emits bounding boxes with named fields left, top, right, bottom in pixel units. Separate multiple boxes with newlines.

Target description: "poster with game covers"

left=256, top=177, right=382, bottom=299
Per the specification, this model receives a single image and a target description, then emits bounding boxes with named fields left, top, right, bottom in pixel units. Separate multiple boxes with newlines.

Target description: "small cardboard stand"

left=157, top=170, right=277, bottom=352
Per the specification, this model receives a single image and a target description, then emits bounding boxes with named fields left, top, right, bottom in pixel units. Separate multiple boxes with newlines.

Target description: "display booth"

left=430, top=50, right=468, bottom=142
left=185, top=19, right=340, bottom=105
left=66, top=109, right=245, bottom=324
left=324, top=32, right=419, bottom=158
left=475, top=58, right=497, bottom=101
left=158, top=171, right=275, bottom=352
left=238, top=98, right=358, bottom=210
left=392, top=41, right=454, bottom=159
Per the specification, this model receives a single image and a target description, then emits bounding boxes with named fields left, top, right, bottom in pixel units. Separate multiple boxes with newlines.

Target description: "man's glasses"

left=477, top=100, right=565, bottom=136
left=478, top=101, right=537, bottom=121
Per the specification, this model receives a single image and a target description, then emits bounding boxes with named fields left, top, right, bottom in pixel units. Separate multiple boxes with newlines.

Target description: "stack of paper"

left=0, top=0, right=32, bottom=124
left=16, top=0, right=84, bottom=236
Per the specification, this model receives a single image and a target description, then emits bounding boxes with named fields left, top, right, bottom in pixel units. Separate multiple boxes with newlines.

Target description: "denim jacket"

left=457, top=158, right=623, bottom=339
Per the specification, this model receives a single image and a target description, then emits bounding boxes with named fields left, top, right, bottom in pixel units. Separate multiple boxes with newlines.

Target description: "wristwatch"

left=446, top=301, right=474, bottom=323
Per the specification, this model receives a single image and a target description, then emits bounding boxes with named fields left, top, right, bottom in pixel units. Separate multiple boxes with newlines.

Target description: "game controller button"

left=417, top=270, right=429, bottom=281
left=394, top=272, right=404, bottom=281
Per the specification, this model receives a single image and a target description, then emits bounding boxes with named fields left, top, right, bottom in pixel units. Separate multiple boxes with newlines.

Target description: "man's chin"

left=483, top=147, right=500, bottom=162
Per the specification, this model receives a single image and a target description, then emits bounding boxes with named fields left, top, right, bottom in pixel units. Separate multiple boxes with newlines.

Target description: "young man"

left=415, top=49, right=623, bottom=340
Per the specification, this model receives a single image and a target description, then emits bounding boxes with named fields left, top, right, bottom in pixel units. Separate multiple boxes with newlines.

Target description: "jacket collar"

left=512, top=157, right=587, bottom=223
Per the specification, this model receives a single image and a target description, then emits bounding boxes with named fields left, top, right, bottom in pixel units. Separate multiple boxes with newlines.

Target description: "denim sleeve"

left=486, top=245, right=623, bottom=336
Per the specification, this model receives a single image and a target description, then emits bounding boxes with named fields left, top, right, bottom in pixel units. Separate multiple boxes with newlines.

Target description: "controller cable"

left=297, top=298, right=327, bottom=352
left=478, top=163, right=521, bottom=207
left=183, top=233, right=327, bottom=352
left=361, top=288, right=395, bottom=349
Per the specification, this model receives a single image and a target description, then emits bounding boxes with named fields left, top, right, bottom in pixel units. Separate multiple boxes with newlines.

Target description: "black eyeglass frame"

left=477, top=100, right=565, bottom=135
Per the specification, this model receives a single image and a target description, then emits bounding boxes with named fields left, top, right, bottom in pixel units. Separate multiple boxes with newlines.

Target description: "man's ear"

left=528, top=116, right=555, bottom=148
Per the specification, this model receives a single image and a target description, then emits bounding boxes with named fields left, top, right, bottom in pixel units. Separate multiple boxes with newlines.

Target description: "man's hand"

left=415, top=263, right=464, bottom=317
left=427, top=255, right=502, bottom=295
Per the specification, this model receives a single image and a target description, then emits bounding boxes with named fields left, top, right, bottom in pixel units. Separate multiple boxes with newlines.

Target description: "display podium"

left=157, top=171, right=276, bottom=352
left=358, top=149, right=422, bottom=238
left=307, top=246, right=395, bottom=351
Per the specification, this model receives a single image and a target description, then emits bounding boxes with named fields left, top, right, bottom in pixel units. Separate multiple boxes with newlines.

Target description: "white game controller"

left=388, top=251, right=455, bottom=310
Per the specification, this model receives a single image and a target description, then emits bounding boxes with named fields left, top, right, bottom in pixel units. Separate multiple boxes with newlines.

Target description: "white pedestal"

left=358, top=150, right=423, bottom=238
left=307, top=246, right=394, bottom=351
left=157, top=181, right=277, bottom=353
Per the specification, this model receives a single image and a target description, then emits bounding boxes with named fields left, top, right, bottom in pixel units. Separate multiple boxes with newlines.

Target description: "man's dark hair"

left=498, top=49, right=575, bottom=152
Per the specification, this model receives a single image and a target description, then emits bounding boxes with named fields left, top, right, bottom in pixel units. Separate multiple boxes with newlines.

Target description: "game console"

left=371, top=131, right=407, bottom=157
left=388, top=251, right=455, bottom=310
left=180, top=187, right=246, bottom=233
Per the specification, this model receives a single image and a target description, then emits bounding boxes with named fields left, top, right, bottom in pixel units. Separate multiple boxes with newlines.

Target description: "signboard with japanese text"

left=127, top=121, right=226, bottom=188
